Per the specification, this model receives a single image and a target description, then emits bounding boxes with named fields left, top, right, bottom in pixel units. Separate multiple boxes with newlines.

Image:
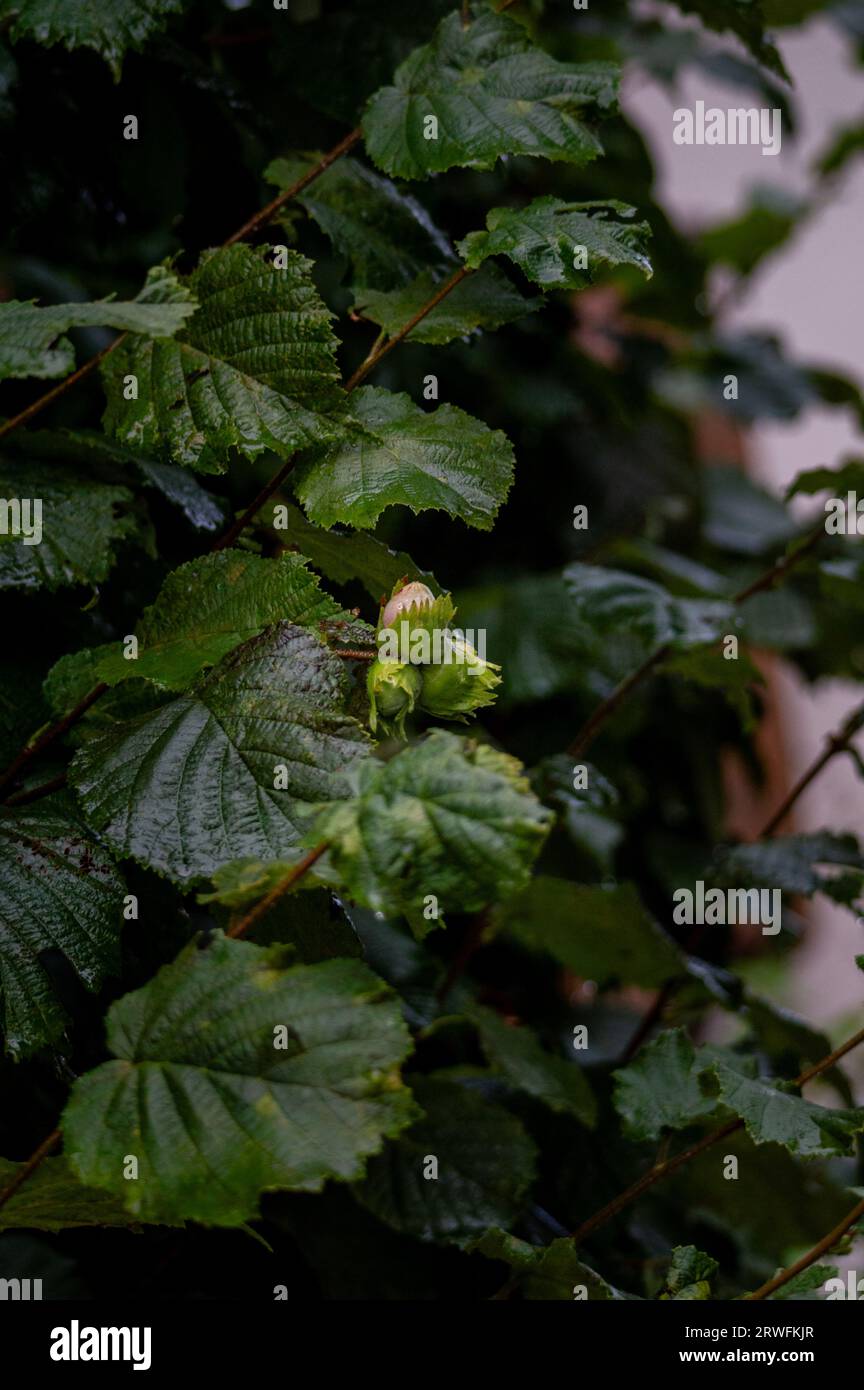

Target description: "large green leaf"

left=264, top=137, right=543, bottom=346
left=63, top=935, right=416, bottom=1225
left=93, top=551, right=355, bottom=690
left=0, top=804, right=126, bottom=1059
left=0, top=266, right=195, bottom=382
left=0, top=460, right=136, bottom=592
left=710, top=833, right=864, bottom=911
left=494, top=877, right=685, bottom=988
left=1, top=425, right=227, bottom=532
left=355, top=1075, right=537, bottom=1246
left=312, top=731, right=552, bottom=920
left=660, top=1246, right=718, bottom=1301
left=294, top=387, right=515, bottom=530
left=613, top=1029, right=723, bottom=1142
left=70, top=622, right=371, bottom=885
left=264, top=147, right=537, bottom=343
left=265, top=154, right=452, bottom=293
left=101, top=245, right=345, bottom=475
left=354, top=266, right=539, bottom=346
left=0, top=0, right=185, bottom=78
left=260, top=499, right=440, bottom=602
left=459, top=198, right=652, bottom=290
left=703, top=1058, right=864, bottom=1158
left=0, top=1157, right=176, bottom=1232
left=466, top=1003, right=596, bottom=1126
left=564, top=564, right=733, bottom=650
left=614, top=1030, right=864, bottom=1159
left=362, top=8, right=617, bottom=179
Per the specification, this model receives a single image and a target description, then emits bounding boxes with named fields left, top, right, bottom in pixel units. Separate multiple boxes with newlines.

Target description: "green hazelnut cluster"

left=367, top=580, right=501, bottom=736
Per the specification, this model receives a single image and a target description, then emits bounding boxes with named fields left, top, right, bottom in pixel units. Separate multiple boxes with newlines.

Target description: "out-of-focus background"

left=625, top=8, right=864, bottom=1077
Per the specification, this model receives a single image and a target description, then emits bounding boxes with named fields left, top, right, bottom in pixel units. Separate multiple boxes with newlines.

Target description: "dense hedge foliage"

left=1, top=0, right=863, bottom=1301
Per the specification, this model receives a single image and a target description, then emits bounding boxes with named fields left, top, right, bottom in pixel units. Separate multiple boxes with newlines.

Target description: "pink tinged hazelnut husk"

left=381, top=582, right=435, bottom=629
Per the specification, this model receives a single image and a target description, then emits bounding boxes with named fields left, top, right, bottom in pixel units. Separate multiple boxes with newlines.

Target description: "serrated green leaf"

left=261, top=499, right=440, bottom=602
left=265, top=154, right=452, bottom=293
left=354, top=265, right=540, bottom=346
left=0, top=804, right=126, bottom=1059
left=70, top=622, right=371, bottom=885
left=0, top=459, right=136, bottom=592
left=0, top=266, right=195, bottom=382
left=355, top=1075, right=536, bottom=1246
left=0, top=0, right=185, bottom=78
left=459, top=197, right=652, bottom=290
left=769, top=1265, right=837, bottom=1300
left=494, top=877, right=685, bottom=988
left=63, top=935, right=417, bottom=1225
left=93, top=551, right=354, bottom=690
left=466, top=1003, right=596, bottom=1126
left=102, top=245, right=346, bottom=475
left=470, top=1227, right=630, bottom=1299
left=0, top=1156, right=178, bottom=1232
left=660, top=1245, right=718, bottom=1300
left=362, top=8, right=617, bottom=179
left=615, top=1030, right=864, bottom=1158
left=294, top=386, right=514, bottom=531
left=704, top=1059, right=864, bottom=1158
left=613, top=1029, right=721, bottom=1142
left=711, top=832, right=864, bottom=910
left=312, top=730, right=551, bottom=921
left=564, top=563, right=733, bottom=650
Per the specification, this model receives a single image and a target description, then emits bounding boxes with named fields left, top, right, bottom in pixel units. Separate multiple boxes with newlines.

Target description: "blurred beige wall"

left=622, top=13, right=864, bottom=1052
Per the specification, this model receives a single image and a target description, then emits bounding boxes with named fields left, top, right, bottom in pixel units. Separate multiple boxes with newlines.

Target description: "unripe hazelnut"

left=381, top=582, right=435, bottom=629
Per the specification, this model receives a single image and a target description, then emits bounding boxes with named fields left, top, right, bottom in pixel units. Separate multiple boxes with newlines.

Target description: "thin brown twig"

left=0, top=129, right=362, bottom=449
left=746, top=1195, right=864, bottom=1300
left=569, top=1023, right=864, bottom=1248
left=222, top=127, right=362, bottom=248
left=4, top=772, right=68, bottom=808
left=0, top=844, right=331, bottom=1213
left=213, top=264, right=475, bottom=547
left=0, top=340, right=124, bottom=444
left=619, top=694, right=864, bottom=1059
left=0, top=133, right=369, bottom=792
left=0, top=1128, right=62, bottom=1215
left=0, top=682, right=108, bottom=802
left=226, top=841, right=331, bottom=941
left=344, top=266, right=473, bottom=391
left=760, top=699, right=864, bottom=837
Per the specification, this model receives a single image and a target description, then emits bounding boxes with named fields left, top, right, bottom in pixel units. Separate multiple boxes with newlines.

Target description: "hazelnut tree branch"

left=567, top=520, right=827, bottom=759
left=0, top=130, right=363, bottom=446
left=745, top=1194, right=864, bottom=1301
left=619, top=695, right=864, bottom=1062
left=567, top=1022, right=864, bottom=1250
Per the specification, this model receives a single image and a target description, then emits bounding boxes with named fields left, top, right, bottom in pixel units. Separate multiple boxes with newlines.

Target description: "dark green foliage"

left=0, top=0, right=861, bottom=1306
